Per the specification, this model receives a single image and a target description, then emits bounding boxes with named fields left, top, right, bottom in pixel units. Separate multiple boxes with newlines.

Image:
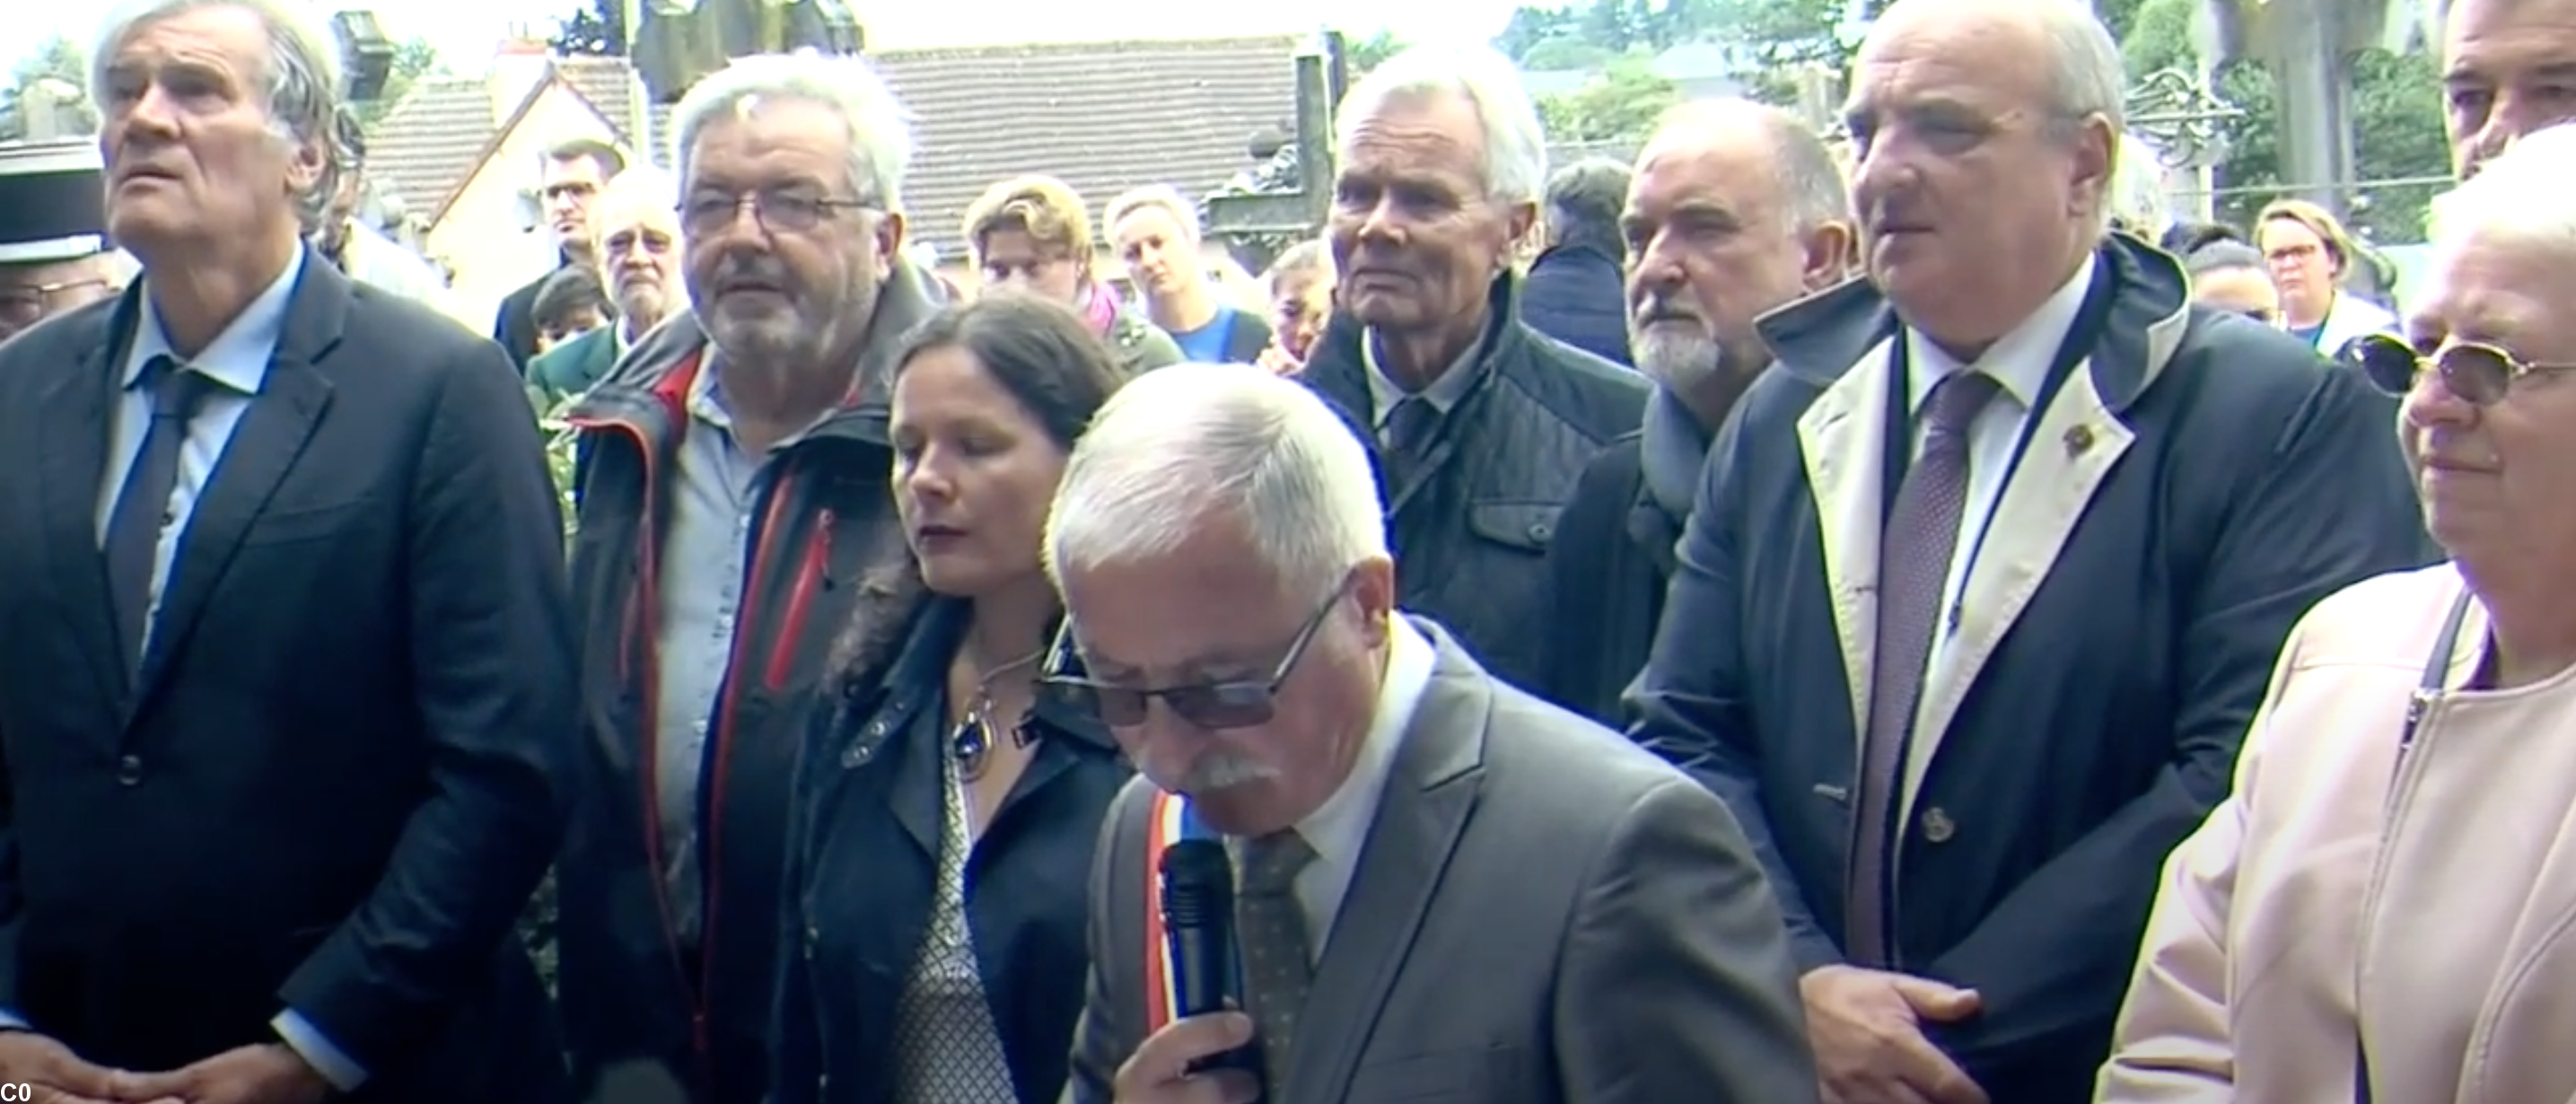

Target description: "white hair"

left=1335, top=42, right=1548, bottom=207
left=91, top=0, right=345, bottom=227
left=1044, top=363, right=1388, bottom=604
left=2430, top=120, right=2576, bottom=250
left=2110, top=132, right=2172, bottom=236
left=670, top=52, right=915, bottom=211
left=2033, top=0, right=2128, bottom=133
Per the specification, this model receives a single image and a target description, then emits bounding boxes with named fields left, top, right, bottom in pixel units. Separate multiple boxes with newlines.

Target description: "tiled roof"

left=369, top=39, right=1301, bottom=250
left=875, top=36, right=1300, bottom=258
left=366, top=59, right=650, bottom=219
left=364, top=75, right=493, bottom=219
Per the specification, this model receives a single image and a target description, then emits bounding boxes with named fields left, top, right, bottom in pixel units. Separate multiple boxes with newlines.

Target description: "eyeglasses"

left=2338, top=331, right=2576, bottom=406
left=1039, top=583, right=1348, bottom=730
left=677, top=190, right=873, bottom=238
left=0, top=278, right=110, bottom=329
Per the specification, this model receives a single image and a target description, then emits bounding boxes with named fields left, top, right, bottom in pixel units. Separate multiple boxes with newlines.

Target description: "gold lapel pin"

left=2063, top=424, right=2095, bottom=457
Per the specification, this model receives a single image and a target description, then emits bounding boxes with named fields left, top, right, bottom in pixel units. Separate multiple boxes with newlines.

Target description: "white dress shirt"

left=1285, top=616, right=1435, bottom=959
left=1900, top=254, right=2096, bottom=691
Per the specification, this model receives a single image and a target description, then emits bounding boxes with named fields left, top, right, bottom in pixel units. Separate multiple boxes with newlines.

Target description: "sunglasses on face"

left=1038, top=583, right=1348, bottom=730
left=2338, top=331, right=2576, bottom=406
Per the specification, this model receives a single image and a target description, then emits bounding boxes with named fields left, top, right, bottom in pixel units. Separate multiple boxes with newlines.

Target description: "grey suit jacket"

left=1065, top=622, right=1820, bottom=1104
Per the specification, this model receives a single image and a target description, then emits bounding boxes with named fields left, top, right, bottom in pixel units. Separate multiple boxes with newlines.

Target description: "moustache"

left=1167, top=754, right=1278, bottom=794
left=708, top=254, right=795, bottom=295
left=1633, top=295, right=1704, bottom=328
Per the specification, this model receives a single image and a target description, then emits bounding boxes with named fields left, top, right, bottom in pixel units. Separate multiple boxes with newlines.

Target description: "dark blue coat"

left=1629, top=235, right=2433, bottom=1101
left=1518, top=244, right=1633, bottom=368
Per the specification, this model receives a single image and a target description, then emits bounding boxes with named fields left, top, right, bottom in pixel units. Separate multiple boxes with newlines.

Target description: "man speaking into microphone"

left=1047, top=364, right=1819, bottom=1104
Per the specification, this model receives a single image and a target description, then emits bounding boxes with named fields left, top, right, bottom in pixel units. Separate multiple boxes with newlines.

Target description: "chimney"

left=490, top=27, right=552, bottom=126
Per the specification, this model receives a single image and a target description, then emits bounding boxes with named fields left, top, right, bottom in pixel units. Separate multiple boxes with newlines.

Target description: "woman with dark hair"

left=773, top=294, right=1134, bottom=1104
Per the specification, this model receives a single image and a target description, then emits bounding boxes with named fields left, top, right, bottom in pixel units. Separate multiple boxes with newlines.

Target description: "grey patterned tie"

left=1235, top=830, right=1318, bottom=1100
left=1846, top=369, right=2001, bottom=968
left=1381, top=396, right=1438, bottom=482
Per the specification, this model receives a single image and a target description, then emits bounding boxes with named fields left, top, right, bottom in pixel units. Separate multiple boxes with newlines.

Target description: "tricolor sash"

left=1141, top=788, right=1224, bottom=1032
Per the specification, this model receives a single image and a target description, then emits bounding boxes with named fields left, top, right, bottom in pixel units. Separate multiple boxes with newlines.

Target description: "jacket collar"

left=1637, top=386, right=1709, bottom=521
left=1301, top=271, right=1530, bottom=417
left=1756, top=232, right=2190, bottom=416
left=875, top=594, right=1116, bottom=755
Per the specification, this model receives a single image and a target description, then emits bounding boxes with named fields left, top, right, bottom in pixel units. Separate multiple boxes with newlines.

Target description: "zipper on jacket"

left=565, top=413, right=701, bottom=1048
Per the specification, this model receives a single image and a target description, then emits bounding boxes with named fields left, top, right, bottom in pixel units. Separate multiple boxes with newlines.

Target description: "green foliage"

left=512, top=416, right=581, bottom=997
left=1537, top=57, right=1684, bottom=143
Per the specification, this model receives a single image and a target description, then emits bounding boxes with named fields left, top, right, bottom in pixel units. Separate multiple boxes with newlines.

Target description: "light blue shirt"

left=651, top=354, right=775, bottom=947
left=15, top=250, right=368, bottom=1092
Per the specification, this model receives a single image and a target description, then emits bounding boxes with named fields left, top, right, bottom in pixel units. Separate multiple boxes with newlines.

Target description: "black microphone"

left=1160, top=839, right=1256, bottom=1074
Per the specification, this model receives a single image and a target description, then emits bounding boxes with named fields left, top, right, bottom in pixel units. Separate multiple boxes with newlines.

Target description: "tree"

left=1346, top=30, right=1403, bottom=77
left=550, top=0, right=628, bottom=57
left=1536, top=57, right=1681, bottom=143
left=6, top=35, right=100, bottom=137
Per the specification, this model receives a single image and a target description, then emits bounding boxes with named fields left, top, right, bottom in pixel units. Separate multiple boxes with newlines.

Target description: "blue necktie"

left=107, top=355, right=208, bottom=676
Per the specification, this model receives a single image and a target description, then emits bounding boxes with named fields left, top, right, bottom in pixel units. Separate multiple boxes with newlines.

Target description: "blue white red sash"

left=1141, top=788, right=1221, bottom=1032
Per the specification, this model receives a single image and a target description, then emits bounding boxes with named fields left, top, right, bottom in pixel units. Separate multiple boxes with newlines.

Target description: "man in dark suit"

left=1049, top=364, right=1818, bottom=1104
left=1627, top=3, right=2431, bottom=1102
left=0, top=3, right=576, bottom=1102
left=494, top=137, right=625, bottom=373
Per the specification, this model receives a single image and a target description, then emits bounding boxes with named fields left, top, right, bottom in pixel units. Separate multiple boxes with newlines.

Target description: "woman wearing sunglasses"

left=2098, top=124, right=2576, bottom=1103
left=772, top=294, right=1135, bottom=1104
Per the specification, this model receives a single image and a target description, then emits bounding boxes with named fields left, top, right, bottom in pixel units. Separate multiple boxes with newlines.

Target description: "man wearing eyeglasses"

left=0, top=140, right=127, bottom=344
left=1056, top=364, right=1819, bottom=1104
left=529, top=169, right=685, bottom=407
left=552, top=53, right=949, bottom=1104
left=492, top=136, right=625, bottom=373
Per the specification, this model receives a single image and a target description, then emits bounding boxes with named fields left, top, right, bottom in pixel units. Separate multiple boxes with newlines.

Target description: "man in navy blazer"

left=0, top=3, right=575, bottom=1101
left=1628, top=3, right=2431, bottom=1102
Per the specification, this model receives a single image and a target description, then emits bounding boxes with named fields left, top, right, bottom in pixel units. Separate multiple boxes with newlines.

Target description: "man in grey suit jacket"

left=1040, top=363, right=1818, bottom=1104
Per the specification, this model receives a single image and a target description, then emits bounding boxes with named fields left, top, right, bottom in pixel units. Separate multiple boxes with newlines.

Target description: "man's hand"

left=1111, top=1011, right=1259, bottom=1104
left=0, top=1031, right=127, bottom=1104
left=1254, top=345, right=1304, bottom=377
left=105, top=1044, right=332, bottom=1104
left=1801, top=964, right=1989, bottom=1104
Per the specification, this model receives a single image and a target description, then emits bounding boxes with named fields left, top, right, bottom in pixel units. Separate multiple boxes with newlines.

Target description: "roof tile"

left=365, top=76, right=495, bottom=217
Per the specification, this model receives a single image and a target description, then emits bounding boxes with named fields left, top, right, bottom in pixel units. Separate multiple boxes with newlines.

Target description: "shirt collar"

left=1293, top=615, right=1434, bottom=868
left=1362, top=329, right=1480, bottom=425
left=123, top=248, right=304, bottom=397
left=1905, top=252, right=2096, bottom=413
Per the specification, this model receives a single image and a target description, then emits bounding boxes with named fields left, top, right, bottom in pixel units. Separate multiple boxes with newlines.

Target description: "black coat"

left=1299, top=276, right=1648, bottom=691
left=774, top=597, right=1130, bottom=1104
left=0, top=251, right=577, bottom=1101
left=1631, top=236, right=2435, bottom=1101
left=1518, top=245, right=1633, bottom=367
left=1538, top=388, right=1709, bottom=724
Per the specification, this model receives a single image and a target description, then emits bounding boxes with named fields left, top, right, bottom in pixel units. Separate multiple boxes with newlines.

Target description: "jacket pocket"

left=1466, top=501, right=1561, bottom=555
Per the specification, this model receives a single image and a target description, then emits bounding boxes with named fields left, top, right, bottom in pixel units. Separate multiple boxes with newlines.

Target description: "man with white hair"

left=1540, top=98, right=1856, bottom=724
left=0, top=0, right=578, bottom=1100
left=530, top=168, right=685, bottom=405
left=1296, top=42, right=1647, bottom=694
left=1054, top=363, right=1818, bottom=1104
left=553, top=51, right=949, bottom=1104
left=1628, top=2, right=2431, bottom=1101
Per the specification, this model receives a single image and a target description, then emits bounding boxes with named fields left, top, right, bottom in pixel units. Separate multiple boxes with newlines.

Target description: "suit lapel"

left=1897, top=364, right=2134, bottom=832
left=1288, top=630, right=1485, bottom=1104
left=131, top=258, right=346, bottom=709
left=1795, top=338, right=1896, bottom=746
left=33, top=311, right=136, bottom=732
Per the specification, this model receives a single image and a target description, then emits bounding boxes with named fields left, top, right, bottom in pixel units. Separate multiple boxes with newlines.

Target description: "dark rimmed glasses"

left=2339, top=331, right=2576, bottom=407
left=1039, top=584, right=1347, bottom=730
left=676, top=189, right=874, bottom=238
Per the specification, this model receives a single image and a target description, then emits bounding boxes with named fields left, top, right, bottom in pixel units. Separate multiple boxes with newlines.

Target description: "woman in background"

left=1104, top=184, right=1273, bottom=364
left=962, top=174, right=1183, bottom=378
left=1256, top=238, right=1336, bottom=375
left=2257, top=197, right=2399, bottom=355
left=773, top=294, right=1132, bottom=1104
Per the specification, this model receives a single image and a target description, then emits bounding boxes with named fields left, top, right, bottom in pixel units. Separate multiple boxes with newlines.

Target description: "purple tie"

left=1845, top=369, right=2000, bottom=968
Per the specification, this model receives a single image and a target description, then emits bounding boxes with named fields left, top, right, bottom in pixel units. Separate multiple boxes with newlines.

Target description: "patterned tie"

left=1381, top=397, right=1438, bottom=480
left=1845, top=369, right=2001, bottom=968
left=106, top=355, right=210, bottom=677
left=1235, top=829, right=1318, bottom=1100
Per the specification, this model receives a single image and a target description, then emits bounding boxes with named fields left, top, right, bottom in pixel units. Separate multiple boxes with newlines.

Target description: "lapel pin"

left=2063, top=424, right=2095, bottom=457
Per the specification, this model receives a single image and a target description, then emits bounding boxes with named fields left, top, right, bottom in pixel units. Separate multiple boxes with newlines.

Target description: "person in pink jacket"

left=2098, top=119, right=2576, bottom=1104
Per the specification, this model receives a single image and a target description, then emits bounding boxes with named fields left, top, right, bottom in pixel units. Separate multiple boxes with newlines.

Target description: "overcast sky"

left=21, top=0, right=1520, bottom=74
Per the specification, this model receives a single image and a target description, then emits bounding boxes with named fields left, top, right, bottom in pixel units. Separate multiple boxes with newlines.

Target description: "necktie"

left=1235, top=829, right=1318, bottom=1100
left=107, top=355, right=209, bottom=675
left=1845, top=370, right=2000, bottom=968
left=1381, top=396, right=1438, bottom=480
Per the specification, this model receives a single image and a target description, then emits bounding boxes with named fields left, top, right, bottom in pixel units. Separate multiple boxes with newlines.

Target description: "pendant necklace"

left=951, top=646, right=1046, bottom=783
